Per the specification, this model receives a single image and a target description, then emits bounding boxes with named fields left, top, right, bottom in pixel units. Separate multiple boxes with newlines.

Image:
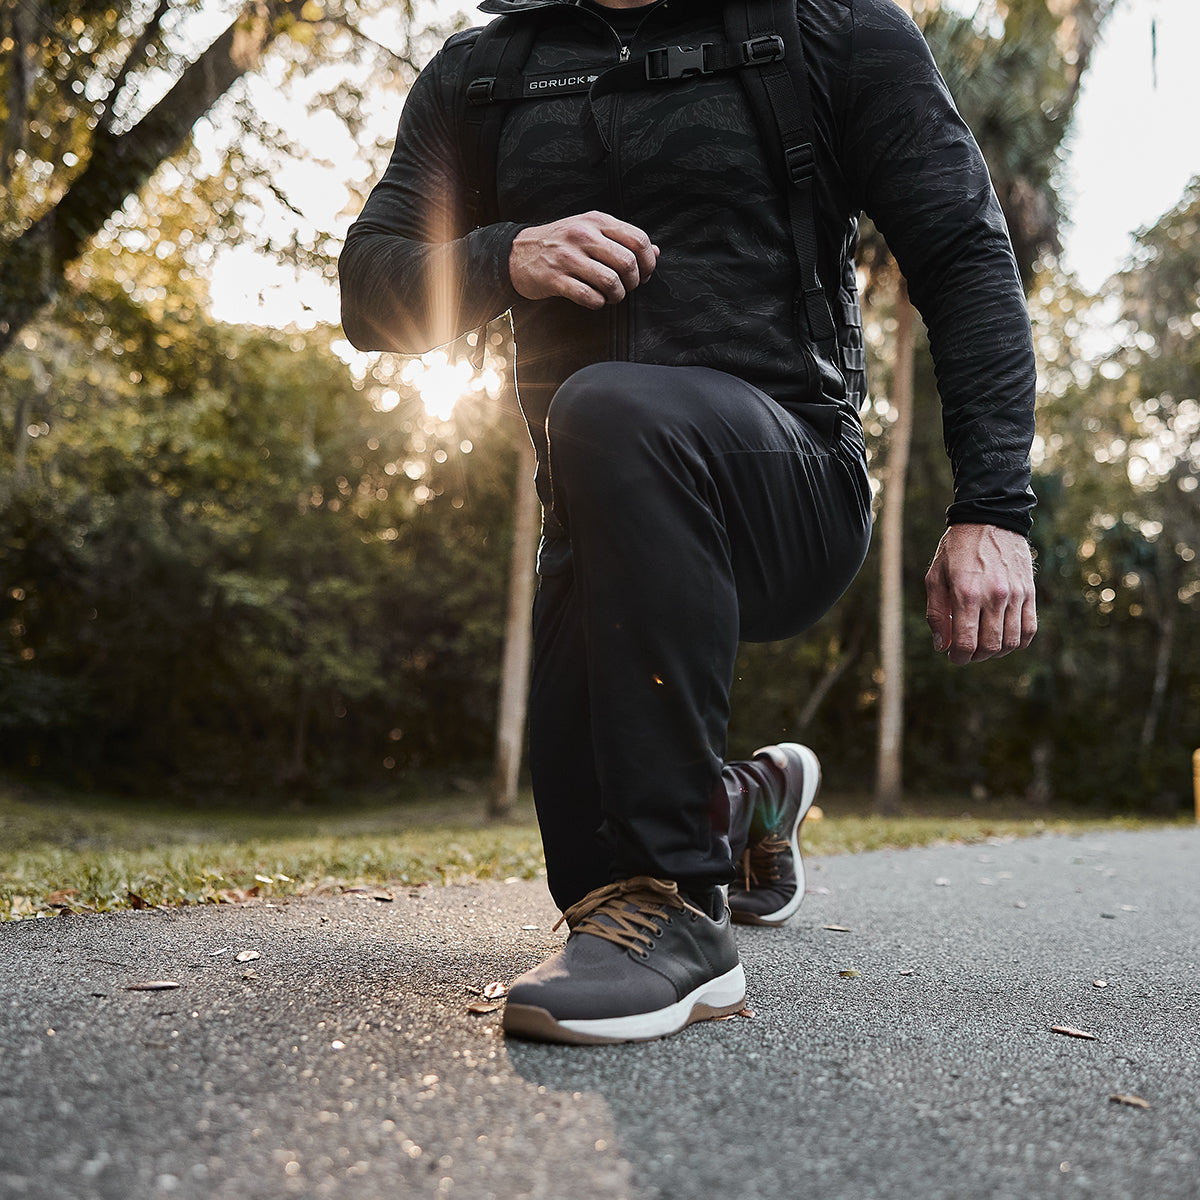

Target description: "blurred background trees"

left=1, top=0, right=1196, bottom=811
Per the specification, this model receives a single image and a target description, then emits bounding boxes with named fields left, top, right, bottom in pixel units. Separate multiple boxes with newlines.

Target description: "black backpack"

left=459, top=0, right=841, bottom=392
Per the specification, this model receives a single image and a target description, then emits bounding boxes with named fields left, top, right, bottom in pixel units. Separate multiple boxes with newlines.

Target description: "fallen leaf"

left=234, top=950, right=260, bottom=963
left=839, top=969, right=861, bottom=979
left=1109, top=1093, right=1151, bottom=1109
left=466, top=1000, right=503, bottom=1015
left=126, top=981, right=181, bottom=992
left=1050, top=1025, right=1098, bottom=1040
left=823, top=924, right=853, bottom=933
left=482, top=981, right=508, bottom=1000
left=127, top=891, right=153, bottom=910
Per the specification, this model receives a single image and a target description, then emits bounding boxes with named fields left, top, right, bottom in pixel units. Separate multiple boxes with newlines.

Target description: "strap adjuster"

left=742, top=34, right=785, bottom=65
left=645, top=44, right=713, bottom=82
left=785, top=141, right=815, bottom=185
left=467, top=76, right=496, bottom=105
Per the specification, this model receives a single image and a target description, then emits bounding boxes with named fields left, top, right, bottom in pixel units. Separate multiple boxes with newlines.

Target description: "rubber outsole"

left=730, top=742, right=821, bottom=927
left=502, top=963, right=747, bottom=1045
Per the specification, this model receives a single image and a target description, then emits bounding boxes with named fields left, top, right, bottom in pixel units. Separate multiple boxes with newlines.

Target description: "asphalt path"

left=1, top=826, right=1197, bottom=1200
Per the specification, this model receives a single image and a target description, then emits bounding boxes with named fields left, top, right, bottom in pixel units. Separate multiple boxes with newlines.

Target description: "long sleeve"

left=338, top=38, right=525, bottom=354
left=844, top=1, right=1037, bottom=535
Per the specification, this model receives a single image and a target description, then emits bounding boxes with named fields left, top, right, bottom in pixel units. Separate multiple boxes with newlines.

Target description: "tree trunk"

left=0, top=0, right=309, bottom=357
left=490, top=434, right=540, bottom=819
left=874, top=281, right=916, bottom=815
left=1140, top=605, right=1176, bottom=751
left=796, top=627, right=862, bottom=731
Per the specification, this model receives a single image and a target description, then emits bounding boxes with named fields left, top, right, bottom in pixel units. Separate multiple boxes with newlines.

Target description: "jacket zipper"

left=608, top=64, right=630, bottom=363
left=576, top=10, right=659, bottom=361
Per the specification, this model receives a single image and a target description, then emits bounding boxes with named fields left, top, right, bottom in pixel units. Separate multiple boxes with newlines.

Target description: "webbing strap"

left=463, top=15, right=540, bottom=230
left=583, top=33, right=784, bottom=102
left=726, top=0, right=840, bottom=362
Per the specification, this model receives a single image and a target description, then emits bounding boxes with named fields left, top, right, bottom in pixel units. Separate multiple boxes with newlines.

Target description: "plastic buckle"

left=742, top=34, right=785, bottom=65
left=645, top=44, right=712, bottom=82
left=466, top=76, right=496, bottom=105
left=785, top=142, right=815, bottom=185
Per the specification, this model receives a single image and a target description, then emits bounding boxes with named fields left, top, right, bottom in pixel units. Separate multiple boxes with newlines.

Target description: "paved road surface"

left=1, top=827, right=1197, bottom=1200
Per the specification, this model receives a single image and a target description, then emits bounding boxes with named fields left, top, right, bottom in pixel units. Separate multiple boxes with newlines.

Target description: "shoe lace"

left=553, top=876, right=703, bottom=954
left=738, top=835, right=789, bottom=888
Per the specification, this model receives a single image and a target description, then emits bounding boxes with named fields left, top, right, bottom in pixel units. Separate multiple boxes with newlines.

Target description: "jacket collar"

left=478, top=0, right=581, bottom=12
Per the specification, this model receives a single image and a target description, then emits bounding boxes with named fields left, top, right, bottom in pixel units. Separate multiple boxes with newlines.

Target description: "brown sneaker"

left=502, top=877, right=745, bottom=1044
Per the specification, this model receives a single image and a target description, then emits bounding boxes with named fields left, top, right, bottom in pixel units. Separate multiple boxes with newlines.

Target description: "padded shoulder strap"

left=462, top=15, right=540, bottom=230
left=726, top=0, right=841, bottom=371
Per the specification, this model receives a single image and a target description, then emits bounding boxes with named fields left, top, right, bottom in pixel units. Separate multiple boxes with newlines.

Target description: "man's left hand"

left=924, top=524, right=1037, bottom=665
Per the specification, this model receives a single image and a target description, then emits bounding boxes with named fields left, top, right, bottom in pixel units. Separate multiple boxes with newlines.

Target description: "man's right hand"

left=509, top=212, right=659, bottom=310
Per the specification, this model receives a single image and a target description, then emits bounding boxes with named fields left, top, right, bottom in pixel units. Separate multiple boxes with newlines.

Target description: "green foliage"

left=1, top=280, right=521, bottom=794
left=1, top=0, right=1192, bottom=819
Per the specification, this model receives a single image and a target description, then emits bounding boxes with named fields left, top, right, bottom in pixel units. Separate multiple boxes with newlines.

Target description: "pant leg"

left=526, top=570, right=612, bottom=910
left=528, top=362, right=871, bottom=908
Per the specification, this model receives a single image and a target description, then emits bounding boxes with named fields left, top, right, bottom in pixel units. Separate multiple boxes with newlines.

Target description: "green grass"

left=0, top=777, right=1188, bottom=921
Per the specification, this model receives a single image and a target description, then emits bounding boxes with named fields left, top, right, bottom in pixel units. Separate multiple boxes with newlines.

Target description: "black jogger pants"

left=526, top=362, right=872, bottom=911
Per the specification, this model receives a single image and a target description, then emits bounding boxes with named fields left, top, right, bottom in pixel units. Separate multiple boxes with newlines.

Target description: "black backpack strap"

left=462, top=15, right=541, bottom=230
left=585, top=34, right=785, bottom=101
left=725, top=0, right=842, bottom=376
left=581, top=34, right=785, bottom=154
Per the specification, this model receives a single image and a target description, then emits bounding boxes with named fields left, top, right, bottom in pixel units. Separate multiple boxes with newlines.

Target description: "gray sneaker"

left=728, top=743, right=821, bottom=927
left=502, top=877, right=746, bottom=1045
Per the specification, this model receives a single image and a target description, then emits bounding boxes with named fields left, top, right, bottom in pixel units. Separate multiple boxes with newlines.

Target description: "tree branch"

left=0, top=0, right=309, bottom=357
left=95, top=0, right=174, bottom=136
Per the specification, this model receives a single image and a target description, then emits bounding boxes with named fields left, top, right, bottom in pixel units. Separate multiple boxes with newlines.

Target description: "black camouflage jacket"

left=339, top=0, right=1037, bottom=536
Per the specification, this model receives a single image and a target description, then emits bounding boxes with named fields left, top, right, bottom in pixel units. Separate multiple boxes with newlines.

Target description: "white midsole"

left=558, top=962, right=747, bottom=1041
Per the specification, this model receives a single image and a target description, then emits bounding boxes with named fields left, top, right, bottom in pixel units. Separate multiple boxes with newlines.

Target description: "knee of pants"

left=545, top=362, right=665, bottom=473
